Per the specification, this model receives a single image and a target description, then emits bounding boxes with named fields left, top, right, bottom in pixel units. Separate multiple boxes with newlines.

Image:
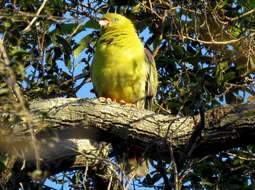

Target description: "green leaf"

left=215, top=0, right=228, bottom=10
left=73, top=34, right=93, bottom=59
left=216, top=61, right=228, bottom=84
left=56, top=35, right=72, bottom=54
left=248, top=56, right=255, bottom=72
left=223, top=71, right=236, bottom=82
left=59, top=23, right=80, bottom=34
left=82, top=19, right=100, bottom=30
left=0, top=161, right=6, bottom=173
left=143, top=173, right=161, bottom=185
left=131, top=4, right=142, bottom=13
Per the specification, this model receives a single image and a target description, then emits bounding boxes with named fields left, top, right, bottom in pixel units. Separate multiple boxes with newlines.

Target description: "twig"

left=224, top=152, right=255, bottom=161
left=19, top=183, right=25, bottom=190
left=124, top=173, right=135, bottom=190
left=168, top=6, right=203, bottom=15
left=152, top=10, right=167, bottom=57
left=216, top=82, right=255, bottom=99
left=22, top=0, right=48, bottom=33
left=184, top=106, right=205, bottom=158
left=165, top=119, right=183, bottom=189
left=171, top=34, right=243, bottom=45
left=83, top=161, right=88, bottom=190
left=247, top=32, right=254, bottom=71
left=73, top=76, right=91, bottom=93
left=203, top=7, right=214, bottom=41
left=225, top=8, right=255, bottom=22
left=0, top=11, right=82, bottom=22
left=169, top=143, right=180, bottom=190
left=136, top=0, right=163, bottom=20
left=107, top=175, right=113, bottom=190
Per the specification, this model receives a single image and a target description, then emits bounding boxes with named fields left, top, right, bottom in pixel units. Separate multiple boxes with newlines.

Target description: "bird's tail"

left=120, top=146, right=149, bottom=178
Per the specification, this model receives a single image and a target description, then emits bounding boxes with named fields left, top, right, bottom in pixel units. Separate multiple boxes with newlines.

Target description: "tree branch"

left=1, top=98, right=255, bottom=179
left=30, top=98, right=255, bottom=158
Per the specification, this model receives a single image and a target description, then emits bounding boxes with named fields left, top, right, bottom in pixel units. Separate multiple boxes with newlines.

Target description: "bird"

left=91, top=13, right=158, bottom=177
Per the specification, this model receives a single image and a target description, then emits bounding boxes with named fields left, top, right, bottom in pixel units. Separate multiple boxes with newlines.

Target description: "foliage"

left=0, top=0, right=255, bottom=189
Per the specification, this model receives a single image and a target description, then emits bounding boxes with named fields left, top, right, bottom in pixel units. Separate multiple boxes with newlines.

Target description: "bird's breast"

left=92, top=46, right=147, bottom=103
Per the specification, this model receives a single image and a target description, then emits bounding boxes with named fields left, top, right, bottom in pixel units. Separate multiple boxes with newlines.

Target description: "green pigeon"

left=91, top=13, right=158, bottom=177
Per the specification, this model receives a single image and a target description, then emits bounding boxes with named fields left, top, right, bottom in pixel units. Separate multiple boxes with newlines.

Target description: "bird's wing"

left=144, top=48, right=158, bottom=109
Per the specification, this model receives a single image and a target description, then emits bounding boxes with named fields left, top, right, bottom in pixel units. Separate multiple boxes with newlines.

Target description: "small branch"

left=15, top=11, right=82, bottom=22
left=152, top=11, right=167, bottom=57
left=73, top=76, right=91, bottom=93
left=185, top=106, right=205, bottom=158
left=22, top=0, right=48, bottom=33
left=168, top=6, right=203, bottom=15
left=182, top=35, right=244, bottom=45
left=175, top=35, right=243, bottom=45
left=225, top=8, right=255, bottom=22
left=169, top=143, right=180, bottom=190
left=224, top=152, right=255, bottom=161
left=136, top=0, right=163, bottom=20
left=216, top=82, right=255, bottom=99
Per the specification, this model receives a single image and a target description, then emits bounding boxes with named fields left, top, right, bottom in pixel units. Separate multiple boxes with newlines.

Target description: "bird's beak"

left=98, top=18, right=110, bottom=26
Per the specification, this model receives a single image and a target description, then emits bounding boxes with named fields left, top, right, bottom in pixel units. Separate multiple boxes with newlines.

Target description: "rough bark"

left=1, top=97, right=255, bottom=186
left=29, top=98, right=255, bottom=159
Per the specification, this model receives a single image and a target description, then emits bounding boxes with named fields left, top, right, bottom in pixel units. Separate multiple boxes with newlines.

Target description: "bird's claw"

left=120, top=100, right=136, bottom=107
left=98, top=97, right=116, bottom=103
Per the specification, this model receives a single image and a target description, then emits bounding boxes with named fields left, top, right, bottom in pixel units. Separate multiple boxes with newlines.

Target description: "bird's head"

left=98, top=13, right=135, bottom=31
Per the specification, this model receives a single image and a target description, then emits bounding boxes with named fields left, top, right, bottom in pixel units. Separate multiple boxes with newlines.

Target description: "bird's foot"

left=98, top=97, right=116, bottom=103
left=98, top=97, right=136, bottom=107
left=120, top=100, right=136, bottom=107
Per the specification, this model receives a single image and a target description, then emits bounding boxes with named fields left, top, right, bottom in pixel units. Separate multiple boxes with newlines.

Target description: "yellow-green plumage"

left=91, top=13, right=158, bottom=177
left=91, top=13, right=157, bottom=109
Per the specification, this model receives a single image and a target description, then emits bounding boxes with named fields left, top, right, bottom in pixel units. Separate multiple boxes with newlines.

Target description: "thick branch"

left=1, top=98, right=255, bottom=177
left=29, top=98, right=255, bottom=158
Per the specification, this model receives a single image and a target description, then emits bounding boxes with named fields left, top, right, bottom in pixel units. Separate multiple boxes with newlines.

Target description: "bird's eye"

left=113, top=18, right=119, bottom=22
